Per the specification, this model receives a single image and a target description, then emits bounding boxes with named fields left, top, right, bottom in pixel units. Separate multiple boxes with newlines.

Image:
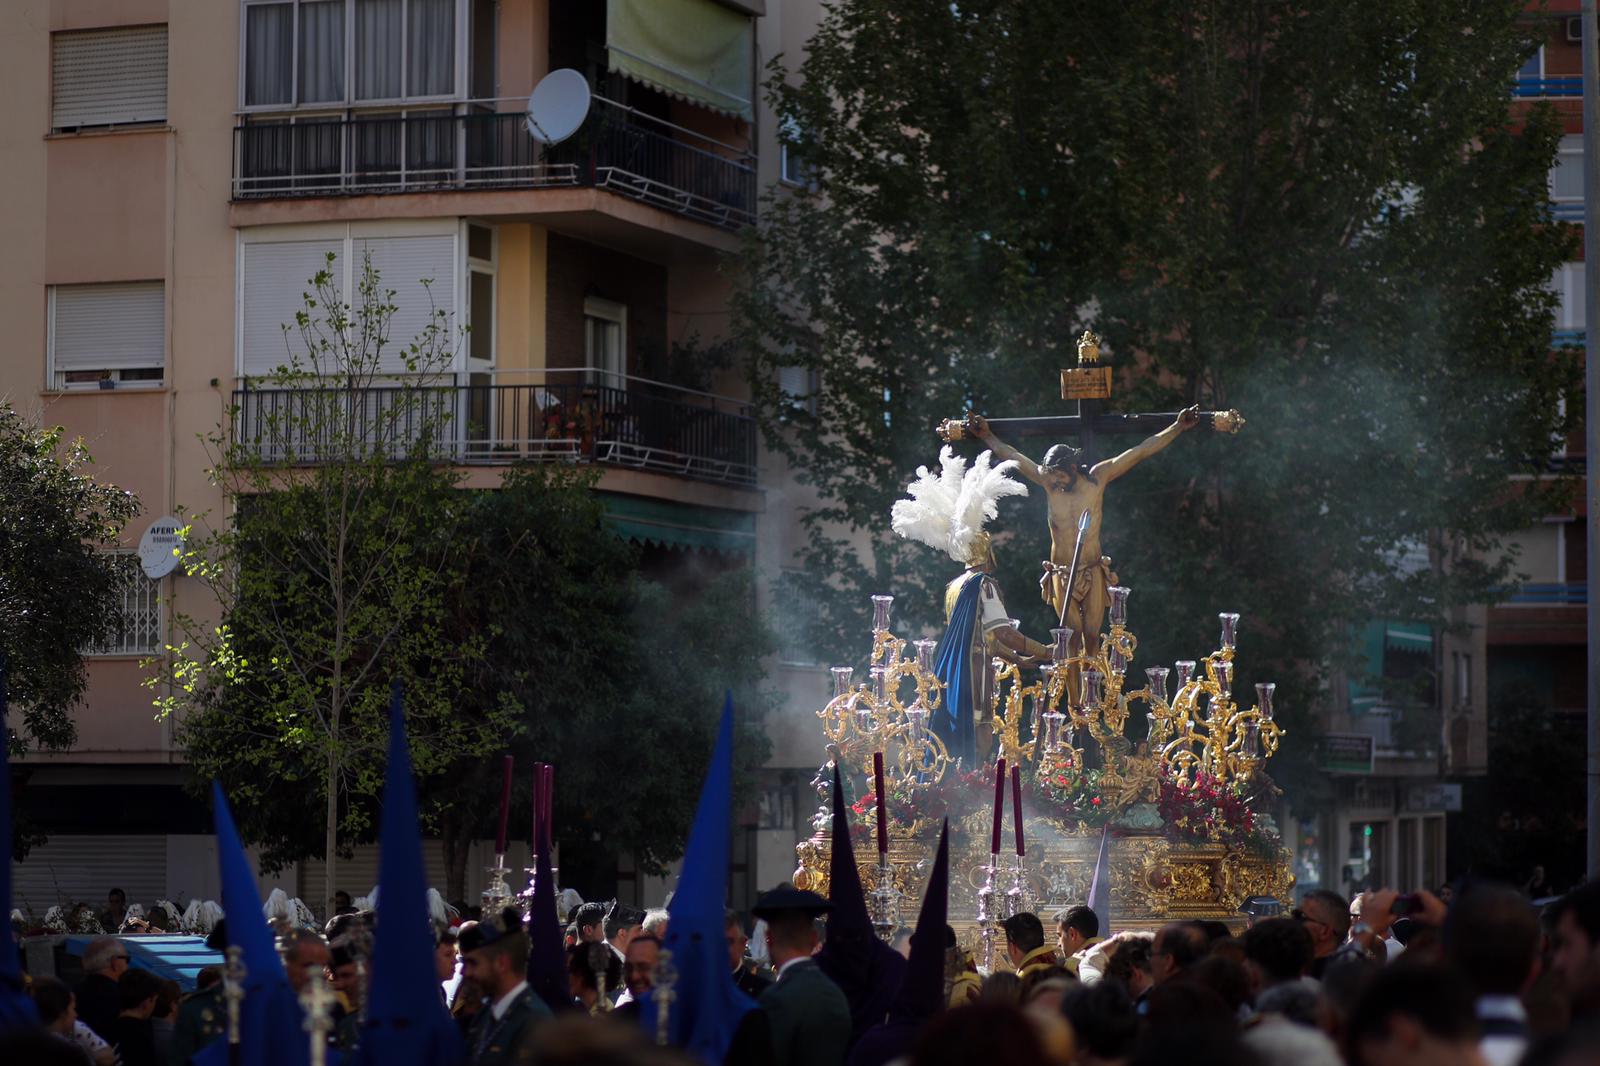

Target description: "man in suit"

left=754, top=888, right=851, bottom=1066
left=460, top=907, right=552, bottom=1066
left=75, top=937, right=129, bottom=1041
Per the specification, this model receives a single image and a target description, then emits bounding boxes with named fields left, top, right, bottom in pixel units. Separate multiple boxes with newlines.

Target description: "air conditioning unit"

left=1566, top=16, right=1582, bottom=44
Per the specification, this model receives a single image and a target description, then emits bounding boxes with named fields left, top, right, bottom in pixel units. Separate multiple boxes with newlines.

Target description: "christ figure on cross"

left=960, top=406, right=1200, bottom=652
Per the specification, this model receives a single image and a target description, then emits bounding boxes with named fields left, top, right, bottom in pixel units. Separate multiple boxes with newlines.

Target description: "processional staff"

left=300, top=966, right=336, bottom=1066
left=222, top=945, right=247, bottom=1066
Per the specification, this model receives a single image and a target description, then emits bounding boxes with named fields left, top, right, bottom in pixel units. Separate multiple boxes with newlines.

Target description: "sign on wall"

left=1318, top=732, right=1376, bottom=775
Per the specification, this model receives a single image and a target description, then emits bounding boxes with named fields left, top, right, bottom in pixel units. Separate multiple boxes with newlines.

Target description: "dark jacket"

left=734, top=963, right=773, bottom=1000
left=167, top=985, right=223, bottom=1066
left=75, top=973, right=121, bottom=1041
left=108, top=1015, right=159, bottom=1066
left=466, top=984, right=553, bottom=1066
left=758, top=960, right=852, bottom=1066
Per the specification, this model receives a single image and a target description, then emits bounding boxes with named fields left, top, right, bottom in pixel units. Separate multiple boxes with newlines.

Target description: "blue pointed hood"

left=636, top=694, right=754, bottom=1063
left=0, top=652, right=41, bottom=1032
left=526, top=793, right=570, bottom=1013
left=193, top=781, right=309, bottom=1066
left=350, top=680, right=465, bottom=1066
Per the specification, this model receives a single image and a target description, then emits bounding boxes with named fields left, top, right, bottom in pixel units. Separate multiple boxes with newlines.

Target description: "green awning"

left=606, top=0, right=754, bottom=120
left=600, top=493, right=756, bottom=555
left=1383, top=621, right=1433, bottom=653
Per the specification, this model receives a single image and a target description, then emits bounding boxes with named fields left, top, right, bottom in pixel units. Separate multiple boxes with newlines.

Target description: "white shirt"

left=490, top=979, right=530, bottom=1021
left=1477, top=995, right=1529, bottom=1066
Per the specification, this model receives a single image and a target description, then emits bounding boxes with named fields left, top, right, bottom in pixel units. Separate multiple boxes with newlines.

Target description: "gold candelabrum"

left=814, top=594, right=953, bottom=832
left=990, top=591, right=1283, bottom=800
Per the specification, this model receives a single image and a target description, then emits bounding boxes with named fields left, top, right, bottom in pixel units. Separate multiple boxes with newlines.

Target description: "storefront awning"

left=1383, top=621, right=1433, bottom=653
left=606, top=0, right=754, bottom=120
left=601, top=493, right=756, bottom=555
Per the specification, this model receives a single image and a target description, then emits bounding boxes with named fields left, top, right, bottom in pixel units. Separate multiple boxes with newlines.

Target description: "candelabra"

left=870, top=856, right=902, bottom=941
left=817, top=595, right=953, bottom=827
left=975, top=854, right=1000, bottom=973
left=482, top=853, right=514, bottom=913
left=1004, top=852, right=1030, bottom=919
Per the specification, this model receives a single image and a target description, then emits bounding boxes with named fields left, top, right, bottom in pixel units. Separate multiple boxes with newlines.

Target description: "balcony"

left=231, top=99, right=756, bottom=231
left=1513, top=76, right=1583, bottom=98
left=232, top=372, right=758, bottom=488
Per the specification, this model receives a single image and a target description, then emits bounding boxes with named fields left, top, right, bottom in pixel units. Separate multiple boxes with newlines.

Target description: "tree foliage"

left=151, top=257, right=515, bottom=906
left=0, top=404, right=139, bottom=754
left=737, top=1, right=1577, bottom=805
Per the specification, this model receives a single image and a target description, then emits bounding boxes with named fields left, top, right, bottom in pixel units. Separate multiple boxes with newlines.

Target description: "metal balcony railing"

left=231, top=99, right=757, bottom=230
left=232, top=373, right=758, bottom=488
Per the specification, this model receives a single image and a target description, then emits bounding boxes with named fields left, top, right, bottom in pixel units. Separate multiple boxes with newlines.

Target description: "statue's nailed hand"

left=965, top=413, right=991, bottom=438
left=1177, top=405, right=1201, bottom=430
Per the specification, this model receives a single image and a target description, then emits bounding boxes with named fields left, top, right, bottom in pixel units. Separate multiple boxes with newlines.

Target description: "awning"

left=601, top=493, right=756, bottom=555
left=606, top=0, right=754, bottom=120
left=1383, top=621, right=1433, bottom=653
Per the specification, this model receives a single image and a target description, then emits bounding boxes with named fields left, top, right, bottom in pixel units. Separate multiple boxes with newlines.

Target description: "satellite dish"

left=138, top=516, right=186, bottom=579
left=525, top=68, right=591, bottom=146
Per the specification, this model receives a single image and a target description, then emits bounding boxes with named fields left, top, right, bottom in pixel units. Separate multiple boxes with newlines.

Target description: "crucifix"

left=937, top=331, right=1244, bottom=654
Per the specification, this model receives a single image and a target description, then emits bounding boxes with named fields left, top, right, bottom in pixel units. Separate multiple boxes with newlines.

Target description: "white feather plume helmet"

left=891, top=447, right=1028, bottom=565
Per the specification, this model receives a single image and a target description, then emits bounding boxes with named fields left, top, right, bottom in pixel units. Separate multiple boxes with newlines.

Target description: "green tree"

left=1, top=405, right=139, bottom=858
left=430, top=463, right=776, bottom=899
left=151, top=257, right=514, bottom=913
left=738, top=1, right=1576, bottom=803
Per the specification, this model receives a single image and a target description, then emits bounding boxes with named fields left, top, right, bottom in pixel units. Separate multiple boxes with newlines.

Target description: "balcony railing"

left=232, top=373, right=758, bottom=487
left=232, top=99, right=756, bottom=230
left=1513, top=76, right=1583, bottom=98
left=1504, top=582, right=1587, bottom=606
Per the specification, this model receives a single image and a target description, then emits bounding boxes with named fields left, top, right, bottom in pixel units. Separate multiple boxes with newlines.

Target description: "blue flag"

left=636, top=694, right=755, bottom=1063
left=0, top=651, right=41, bottom=1031
left=194, top=781, right=309, bottom=1066
left=350, top=680, right=465, bottom=1066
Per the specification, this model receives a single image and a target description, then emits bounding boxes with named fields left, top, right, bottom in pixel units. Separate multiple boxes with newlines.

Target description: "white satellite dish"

left=138, top=516, right=185, bottom=579
left=525, top=68, right=591, bottom=146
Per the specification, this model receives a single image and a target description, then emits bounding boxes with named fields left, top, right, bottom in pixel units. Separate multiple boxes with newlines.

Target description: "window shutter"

left=52, top=25, right=169, bottom=129
left=240, top=241, right=343, bottom=377
left=51, top=282, right=165, bottom=373
left=353, top=235, right=457, bottom=372
left=12, top=835, right=169, bottom=915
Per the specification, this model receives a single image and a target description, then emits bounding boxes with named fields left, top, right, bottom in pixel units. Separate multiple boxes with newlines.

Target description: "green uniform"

left=167, top=985, right=224, bottom=1066
left=466, top=985, right=553, bottom=1066
left=758, top=959, right=852, bottom=1066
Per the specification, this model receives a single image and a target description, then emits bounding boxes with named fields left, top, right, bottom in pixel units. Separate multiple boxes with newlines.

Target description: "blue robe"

left=931, top=573, right=985, bottom=765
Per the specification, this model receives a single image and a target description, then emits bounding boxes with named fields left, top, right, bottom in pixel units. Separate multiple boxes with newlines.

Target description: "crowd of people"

left=13, top=872, right=1600, bottom=1066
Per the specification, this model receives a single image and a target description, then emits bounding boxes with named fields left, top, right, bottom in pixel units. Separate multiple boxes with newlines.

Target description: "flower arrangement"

left=1031, top=756, right=1115, bottom=828
left=844, top=767, right=994, bottom=847
left=1158, top=772, right=1278, bottom=855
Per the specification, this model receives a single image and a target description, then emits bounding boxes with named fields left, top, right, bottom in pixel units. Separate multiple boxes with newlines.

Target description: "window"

left=1552, top=262, right=1586, bottom=332
left=49, top=282, right=165, bottom=389
left=776, top=569, right=823, bottom=666
left=583, top=297, right=627, bottom=388
left=1454, top=652, right=1471, bottom=707
left=466, top=224, right=495, bottom=366
left=238, top=229, right=458, bottom=378
left=1518, top=45, right=1544, bottom=82
left=91, top=552, right=162, bottom=656
left=779, top=118, right=818, bottom=189
left=243, top=0, right=458, bottom=109
left=1552, top=134, right=1584, bottom=214
left=51, top=25, right=168, bottom=131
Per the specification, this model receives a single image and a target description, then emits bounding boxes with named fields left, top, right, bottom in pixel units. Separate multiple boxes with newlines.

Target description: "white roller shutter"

left=52, top=25, right=169, bottom=130
left=51, top=282, right=165, bottom=374
left=12, top=835, right=168, bottom=919
left=297, top=839, right=460, bottom=903
left=353, top=235, right=457, bottom=372
left=240, top=240, right=343, bottom=377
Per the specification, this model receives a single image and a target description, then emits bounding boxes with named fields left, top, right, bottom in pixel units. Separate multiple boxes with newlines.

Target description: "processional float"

left=793, top=332, right=1293, bottom=970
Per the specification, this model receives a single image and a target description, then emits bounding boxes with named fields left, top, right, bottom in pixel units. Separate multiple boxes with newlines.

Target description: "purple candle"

left=494, top=755, right=513, bottom=855
left=873, top=751, right=889, bottom=856
left=990, top=758, right=1007, bottom=855
left=1011, top=764, right=1025, bottom=857
left=541, top=764, right=554, bottom=844
left=530, top=763, right=544, bottom=851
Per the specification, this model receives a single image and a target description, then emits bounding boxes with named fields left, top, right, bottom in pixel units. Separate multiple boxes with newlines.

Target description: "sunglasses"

left=1290, top=909, right=1325, bottom=927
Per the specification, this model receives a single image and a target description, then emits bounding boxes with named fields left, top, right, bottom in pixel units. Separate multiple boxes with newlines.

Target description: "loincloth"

left=1040, top=556, right=1117, bottom=607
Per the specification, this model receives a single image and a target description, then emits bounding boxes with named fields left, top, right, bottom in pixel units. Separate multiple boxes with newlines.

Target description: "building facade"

left=4, top=0, right=833, bottom=916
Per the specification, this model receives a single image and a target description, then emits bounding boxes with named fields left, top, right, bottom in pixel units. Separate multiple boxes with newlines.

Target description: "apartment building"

left=3, top=0, right=835, bottom=914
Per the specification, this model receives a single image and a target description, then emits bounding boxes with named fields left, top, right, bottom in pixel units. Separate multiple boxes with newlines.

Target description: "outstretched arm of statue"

left=992, top=624, right=1052, bottom=664
left=1091, top=404, right=1200, bottom=483
left=964, top=414, right=1046, bottom=486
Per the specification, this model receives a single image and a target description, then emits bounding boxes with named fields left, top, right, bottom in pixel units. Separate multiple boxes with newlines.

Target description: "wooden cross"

left=938, top=331, right=1244, bottom=463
